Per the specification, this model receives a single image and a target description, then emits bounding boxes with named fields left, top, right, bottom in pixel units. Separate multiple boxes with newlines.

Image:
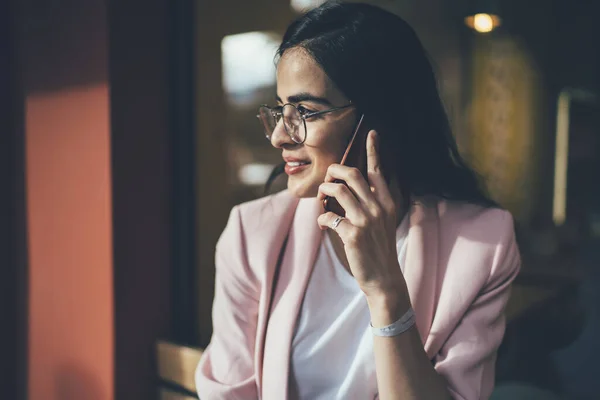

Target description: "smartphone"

left=322, top=114, right=370, bottom=217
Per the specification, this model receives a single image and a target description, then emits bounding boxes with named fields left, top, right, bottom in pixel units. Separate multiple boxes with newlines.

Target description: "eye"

left=297, top=105, right=316, bottom=116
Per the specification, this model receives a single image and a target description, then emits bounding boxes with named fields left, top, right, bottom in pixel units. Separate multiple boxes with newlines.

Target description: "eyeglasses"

left=257, top=102, right=354, bottom=144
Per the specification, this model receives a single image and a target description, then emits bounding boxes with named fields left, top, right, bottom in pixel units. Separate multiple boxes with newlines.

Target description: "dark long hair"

left=267, top=1, right=495, bottom=207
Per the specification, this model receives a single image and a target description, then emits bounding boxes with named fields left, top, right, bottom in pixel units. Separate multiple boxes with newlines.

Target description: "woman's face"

left=272, top=48, right=357, bottom=198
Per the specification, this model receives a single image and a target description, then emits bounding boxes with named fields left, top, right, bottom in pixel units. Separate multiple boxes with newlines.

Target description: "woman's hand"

left=317, top=130, right=410, bottom=318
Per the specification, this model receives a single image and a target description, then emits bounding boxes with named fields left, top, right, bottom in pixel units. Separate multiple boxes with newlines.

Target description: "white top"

left=290, top=216, right=410, bottom=400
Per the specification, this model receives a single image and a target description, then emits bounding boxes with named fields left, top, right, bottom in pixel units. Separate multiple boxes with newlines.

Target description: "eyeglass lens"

left=258, top=104, right=305, bottom=143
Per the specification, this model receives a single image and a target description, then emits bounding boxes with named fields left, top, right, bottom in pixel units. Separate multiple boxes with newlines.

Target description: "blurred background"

left=1, top=0, right=599, bottom=399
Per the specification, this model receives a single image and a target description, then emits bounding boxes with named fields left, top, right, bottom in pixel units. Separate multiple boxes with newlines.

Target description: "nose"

left=270, top=119, right=295, bottom=149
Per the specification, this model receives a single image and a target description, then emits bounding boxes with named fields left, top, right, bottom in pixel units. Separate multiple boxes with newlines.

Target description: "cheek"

left=307, top=143, right=343, bottom=182
left=306, top=127, right=348, bottom=165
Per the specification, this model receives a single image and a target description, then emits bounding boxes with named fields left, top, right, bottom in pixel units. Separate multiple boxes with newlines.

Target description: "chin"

left=287, top=176, right=320, bottom=199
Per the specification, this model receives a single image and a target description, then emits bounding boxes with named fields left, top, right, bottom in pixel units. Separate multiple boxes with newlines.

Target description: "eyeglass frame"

left=257, top=102, right=354, bottom=144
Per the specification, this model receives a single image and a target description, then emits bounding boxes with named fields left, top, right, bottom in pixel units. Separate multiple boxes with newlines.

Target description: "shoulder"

left=414, top=196, right=516, bottom=245
left=411, top=197, right=519, bottom=285
left=215, top=190, right=299, bottom=273
left=437, top=200, right=515, bottom=242
left=219, top=189, right=298, bottom=242
left=232, top=189, right=298, bottom=231
left=435, top=199, right=520, bottom=284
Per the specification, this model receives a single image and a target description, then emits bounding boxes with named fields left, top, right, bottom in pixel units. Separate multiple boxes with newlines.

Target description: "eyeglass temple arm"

left=305, top=103, right=354, bottom=118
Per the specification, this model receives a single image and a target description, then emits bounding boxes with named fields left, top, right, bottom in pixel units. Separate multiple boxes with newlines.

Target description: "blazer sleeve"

left=195, top=206, right=260, bottom=400
left=434, top=211, right=521, bottom=400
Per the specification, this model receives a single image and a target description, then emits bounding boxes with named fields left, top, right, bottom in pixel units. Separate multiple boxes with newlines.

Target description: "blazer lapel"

left=253, top=192, right=299, bottom=396
left=260, top=197, right=323, bottom=400
left=403, top=198, right=440, bottom=349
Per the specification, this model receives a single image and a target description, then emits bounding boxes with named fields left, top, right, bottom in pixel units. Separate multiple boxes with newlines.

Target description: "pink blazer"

left=196, top=190, right=520, bottom=400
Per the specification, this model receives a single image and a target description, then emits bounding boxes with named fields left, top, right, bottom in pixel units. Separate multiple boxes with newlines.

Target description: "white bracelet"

left=370, top=307, right=416, bottom=337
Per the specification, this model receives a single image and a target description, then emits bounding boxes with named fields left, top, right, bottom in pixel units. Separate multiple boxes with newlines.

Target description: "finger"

left=317, top=211, right=343, bottom=230
left=318, top=182, right=367, bottom=225
left=317, top=212, right=357, bottom=243
left=366, top=130, right=393, bottom=208
left=322, top=164, right=375, bottom=208
left=366, top=130, right=381, bottom=175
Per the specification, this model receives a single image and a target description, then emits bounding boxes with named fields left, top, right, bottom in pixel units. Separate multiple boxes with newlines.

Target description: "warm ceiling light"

left=465, top=13, right=502, bottom=33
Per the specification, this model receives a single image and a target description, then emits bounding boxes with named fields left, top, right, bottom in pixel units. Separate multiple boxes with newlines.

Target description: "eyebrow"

left=276, top=92, right=333, bottom=107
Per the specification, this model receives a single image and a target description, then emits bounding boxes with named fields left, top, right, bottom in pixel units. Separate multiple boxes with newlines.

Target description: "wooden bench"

left=157, top=340, right=204, bottom=400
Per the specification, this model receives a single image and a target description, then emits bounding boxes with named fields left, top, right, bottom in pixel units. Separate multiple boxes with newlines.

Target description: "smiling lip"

left=283, top=157, right=311, bottom=175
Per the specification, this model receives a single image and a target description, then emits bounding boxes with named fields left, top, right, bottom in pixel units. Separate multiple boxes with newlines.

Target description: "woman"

left=196, top=2, right=520, bottom=399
